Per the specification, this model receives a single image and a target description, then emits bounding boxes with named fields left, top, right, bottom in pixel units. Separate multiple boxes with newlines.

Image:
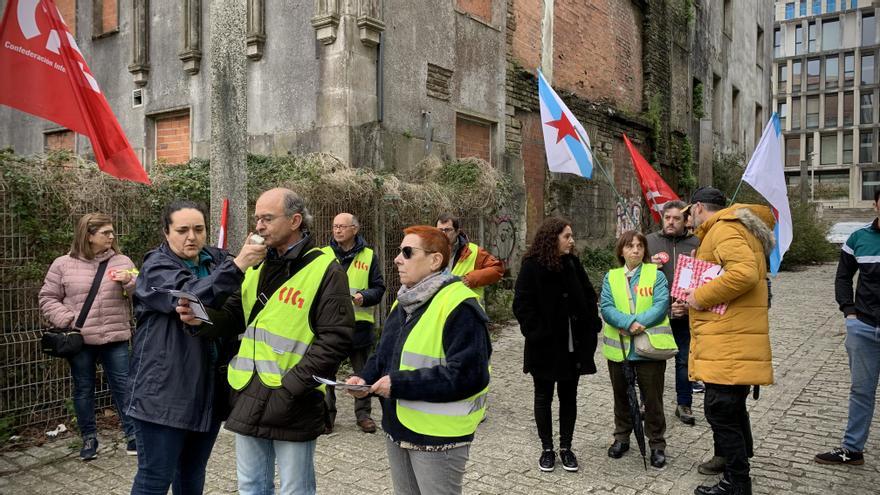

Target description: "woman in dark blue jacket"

left=127, top=201, right=264, bottom=495
left=346, top=225, right=491, bottom=495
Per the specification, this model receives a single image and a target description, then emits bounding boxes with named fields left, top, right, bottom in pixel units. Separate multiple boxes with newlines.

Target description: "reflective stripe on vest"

left=228, top=248, right=335, bottom=391
left=601, top=264, right=675, bottom=363
left=396, top=281, right=488, bottom=438
left=321, top=246, right=376, bottom=324
left=451, top=242, right=485, bottom=303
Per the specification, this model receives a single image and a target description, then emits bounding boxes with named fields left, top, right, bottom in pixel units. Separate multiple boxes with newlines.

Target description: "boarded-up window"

left=44, top=130, right=75, bottom=152
left=56, top=0, right=76, bottom=36
left=456, top=0, right=491, bottom=22
left=94, top=0, right=119, bottom=36
left=455, top=116, right=491, bottom=163
left=155, top=113, right=191, bottom=164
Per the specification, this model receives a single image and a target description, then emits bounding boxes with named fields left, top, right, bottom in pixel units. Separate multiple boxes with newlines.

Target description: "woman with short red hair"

left=347, top=225, right=491, bottom=494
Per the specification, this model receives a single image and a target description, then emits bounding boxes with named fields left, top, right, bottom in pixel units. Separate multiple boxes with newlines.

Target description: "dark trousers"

left=704, top=384, right=754, bottom=484
left=326, top=346, right=373, bottom=424
left=532, top=375, right=579, bottom=450
left=67, top=341, right=136, bottom=440
left=130, top=418, right=221, bottom=495
left=671, top=318, right=693, bottom=407
left=608, top=359, right=667, bottom=450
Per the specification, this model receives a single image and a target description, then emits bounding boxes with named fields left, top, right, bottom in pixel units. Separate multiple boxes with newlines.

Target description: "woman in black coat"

left=513, top=216, right=602, bottom=474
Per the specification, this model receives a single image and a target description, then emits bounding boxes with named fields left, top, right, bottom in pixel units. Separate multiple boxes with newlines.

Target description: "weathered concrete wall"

left=378, top=1, right=507, bottom=173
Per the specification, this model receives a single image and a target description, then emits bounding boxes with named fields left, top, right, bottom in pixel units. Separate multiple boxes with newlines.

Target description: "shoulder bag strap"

left=73, top=259, right=111, bottom=330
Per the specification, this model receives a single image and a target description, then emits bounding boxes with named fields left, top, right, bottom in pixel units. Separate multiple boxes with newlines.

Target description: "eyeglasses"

left=437, top=227, right=455, bottom=234
left=254, top=214, right=278, bottom=225
left=97, top=229, right=115, bottom=237
left=332, top=224, right=354, bottom=230
left=398, top=246, right=436, bottom=259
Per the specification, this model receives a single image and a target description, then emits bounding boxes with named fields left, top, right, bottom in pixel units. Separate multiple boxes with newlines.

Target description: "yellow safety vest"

left=321, top=246, right=376, bottom=324
left=396, top=281, right=489, bottom=438
left=227, top=249, right=334, bottom=391
left=601, top=264, right=675, bottom=362
left=451, top=242, right=485, bottom=304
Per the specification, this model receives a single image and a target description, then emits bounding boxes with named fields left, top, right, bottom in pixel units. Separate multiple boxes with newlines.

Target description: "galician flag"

left=742, top=113, right=792, bottom=275
left=537, top=70, right=593, bottom=178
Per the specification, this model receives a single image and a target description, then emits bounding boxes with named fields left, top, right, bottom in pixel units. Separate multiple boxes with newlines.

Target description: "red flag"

left=217, top=198, right=229, bottom=249
left=0, top=0, right=150, bottom=184
left=622, top=134, right=679, bottom=224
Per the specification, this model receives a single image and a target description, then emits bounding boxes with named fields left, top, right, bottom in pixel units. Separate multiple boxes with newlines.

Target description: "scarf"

left=397, top=271, right=456, bottom=317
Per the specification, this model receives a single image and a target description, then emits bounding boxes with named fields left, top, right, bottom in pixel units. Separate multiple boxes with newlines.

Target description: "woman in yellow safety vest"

left=600, top=230, right=674, bottom=470
left=346, top=225, right=491, bottom=495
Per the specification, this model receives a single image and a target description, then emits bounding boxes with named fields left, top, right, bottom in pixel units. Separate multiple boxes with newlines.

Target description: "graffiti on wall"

left=615, top=197, right=642, bottom=238
left=489, top=214, right=517, bottom=265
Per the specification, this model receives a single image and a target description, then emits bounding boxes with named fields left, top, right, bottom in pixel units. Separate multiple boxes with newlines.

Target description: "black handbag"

left=41, top=259, right=110, bottom=358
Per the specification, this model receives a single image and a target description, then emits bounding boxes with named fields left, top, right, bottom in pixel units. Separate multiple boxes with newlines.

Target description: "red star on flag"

left=545, top=113, right=580, bottom=144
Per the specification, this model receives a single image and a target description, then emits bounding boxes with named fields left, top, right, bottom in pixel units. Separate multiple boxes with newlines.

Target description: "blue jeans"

left=66, top=340, right=135, bottom=440
left=842, top=317, right=880, bottom=452
left=235, top=434, right=316, bottom=495
left=130, top=418, right=221, bottom=495
left=671, top=318, right=693, bottom=407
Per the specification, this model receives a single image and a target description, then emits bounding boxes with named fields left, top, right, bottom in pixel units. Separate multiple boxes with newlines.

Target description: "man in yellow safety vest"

left=179, top=188, right=354, bottom=495
left=436, top=213, right=504, bottom=305
left=321, top=212, right=385, bottom=434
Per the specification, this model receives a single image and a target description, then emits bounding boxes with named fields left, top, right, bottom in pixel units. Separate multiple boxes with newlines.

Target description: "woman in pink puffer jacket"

left=39, top=213, right=138, bottom=461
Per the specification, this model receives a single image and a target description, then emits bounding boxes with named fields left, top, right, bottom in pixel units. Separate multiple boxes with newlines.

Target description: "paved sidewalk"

left=2, top=263, right=879, bottom=494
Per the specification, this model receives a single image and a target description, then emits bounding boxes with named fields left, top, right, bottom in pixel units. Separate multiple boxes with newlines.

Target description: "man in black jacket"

left=180, top=188, right=354, bottom=494
left=323, top=212, right=386, bottom=434
left=816, top=188, right=880, bottom=466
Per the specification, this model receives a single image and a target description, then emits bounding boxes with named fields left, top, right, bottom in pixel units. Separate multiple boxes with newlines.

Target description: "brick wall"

left=520, top=112, right=545, bottom=238
left=510, top=0, right=542, bottom=72
left=44, top=130, right=75, bottom=152
left=155, top=114, right=191, bottom=164
left=456, top=116, right=492, bottom=163
left=552, top=0, right=643, bottom=114
left=100, top=0, right=118, bottom=34
left=56, top=0, right=76, bottom=36
left=456, top=0, right=492, bottom=23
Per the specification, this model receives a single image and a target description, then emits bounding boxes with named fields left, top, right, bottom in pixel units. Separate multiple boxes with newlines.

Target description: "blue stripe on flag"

left=769, top=221, right=782, bottom=274
left=538, top=74, right=561, bottom=119
left=565, top=135, right=593, bottom=177
left=771, top=112, right=781, bottom=137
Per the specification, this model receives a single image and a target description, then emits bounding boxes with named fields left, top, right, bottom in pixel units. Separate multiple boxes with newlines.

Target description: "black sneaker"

left=126, top=439, right=137, bottom=456
left=538, top=449, right=555, bottom=472
left=80, top=437, right=98, bottom=461
left=559, top=448, right=578, bottom=472
left=692, top=381, right=706, bottom=393
left=815, top=447, right=864, bottom=465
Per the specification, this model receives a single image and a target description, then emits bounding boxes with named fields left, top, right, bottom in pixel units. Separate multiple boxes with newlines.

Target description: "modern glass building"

left=774, top=0, right=879, bottom=207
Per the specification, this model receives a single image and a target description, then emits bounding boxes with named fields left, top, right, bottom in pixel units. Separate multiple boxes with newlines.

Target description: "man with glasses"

left=179, top=188, right=354, bottom=495
left=321, top=212, right=386, bottom=434
left=435, top=213, right=504, bottom=306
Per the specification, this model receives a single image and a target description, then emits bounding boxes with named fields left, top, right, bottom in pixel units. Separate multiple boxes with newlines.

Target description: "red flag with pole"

left=217, top=198, right=229, bottom=249
left=0, top=0, right=150, bottom=184
left=623, top=134, right=679, bottom=224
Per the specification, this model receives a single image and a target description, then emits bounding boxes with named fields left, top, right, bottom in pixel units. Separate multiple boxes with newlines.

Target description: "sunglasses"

left=398, top=246, right=436, bottom=259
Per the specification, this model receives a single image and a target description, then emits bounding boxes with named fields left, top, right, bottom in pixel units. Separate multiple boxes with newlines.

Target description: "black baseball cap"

left=689, top=186, right=727, bottom=207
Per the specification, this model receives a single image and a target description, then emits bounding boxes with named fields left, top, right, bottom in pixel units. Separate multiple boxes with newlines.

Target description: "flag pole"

left=728, top=178, right=745, bottom=205
left=573, top=127, right=639, bottom=229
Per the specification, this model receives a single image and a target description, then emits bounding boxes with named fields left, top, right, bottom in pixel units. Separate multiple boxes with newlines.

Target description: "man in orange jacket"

left=436, top=213, right=504, bottom=305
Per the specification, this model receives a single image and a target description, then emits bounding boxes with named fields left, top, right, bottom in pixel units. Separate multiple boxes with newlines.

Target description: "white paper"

left=676, top=266, right=694, bottom=289
left=151, top=287, right=213, bottom=324
left=313, top=375, right=372, bottom=391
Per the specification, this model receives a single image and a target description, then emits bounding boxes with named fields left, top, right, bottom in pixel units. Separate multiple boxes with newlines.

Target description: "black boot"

left=694, top=477, right=752, bottom=495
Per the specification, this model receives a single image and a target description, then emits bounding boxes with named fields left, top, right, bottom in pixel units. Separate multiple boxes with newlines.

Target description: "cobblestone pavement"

left=2, top=263, right=879, bottom=494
